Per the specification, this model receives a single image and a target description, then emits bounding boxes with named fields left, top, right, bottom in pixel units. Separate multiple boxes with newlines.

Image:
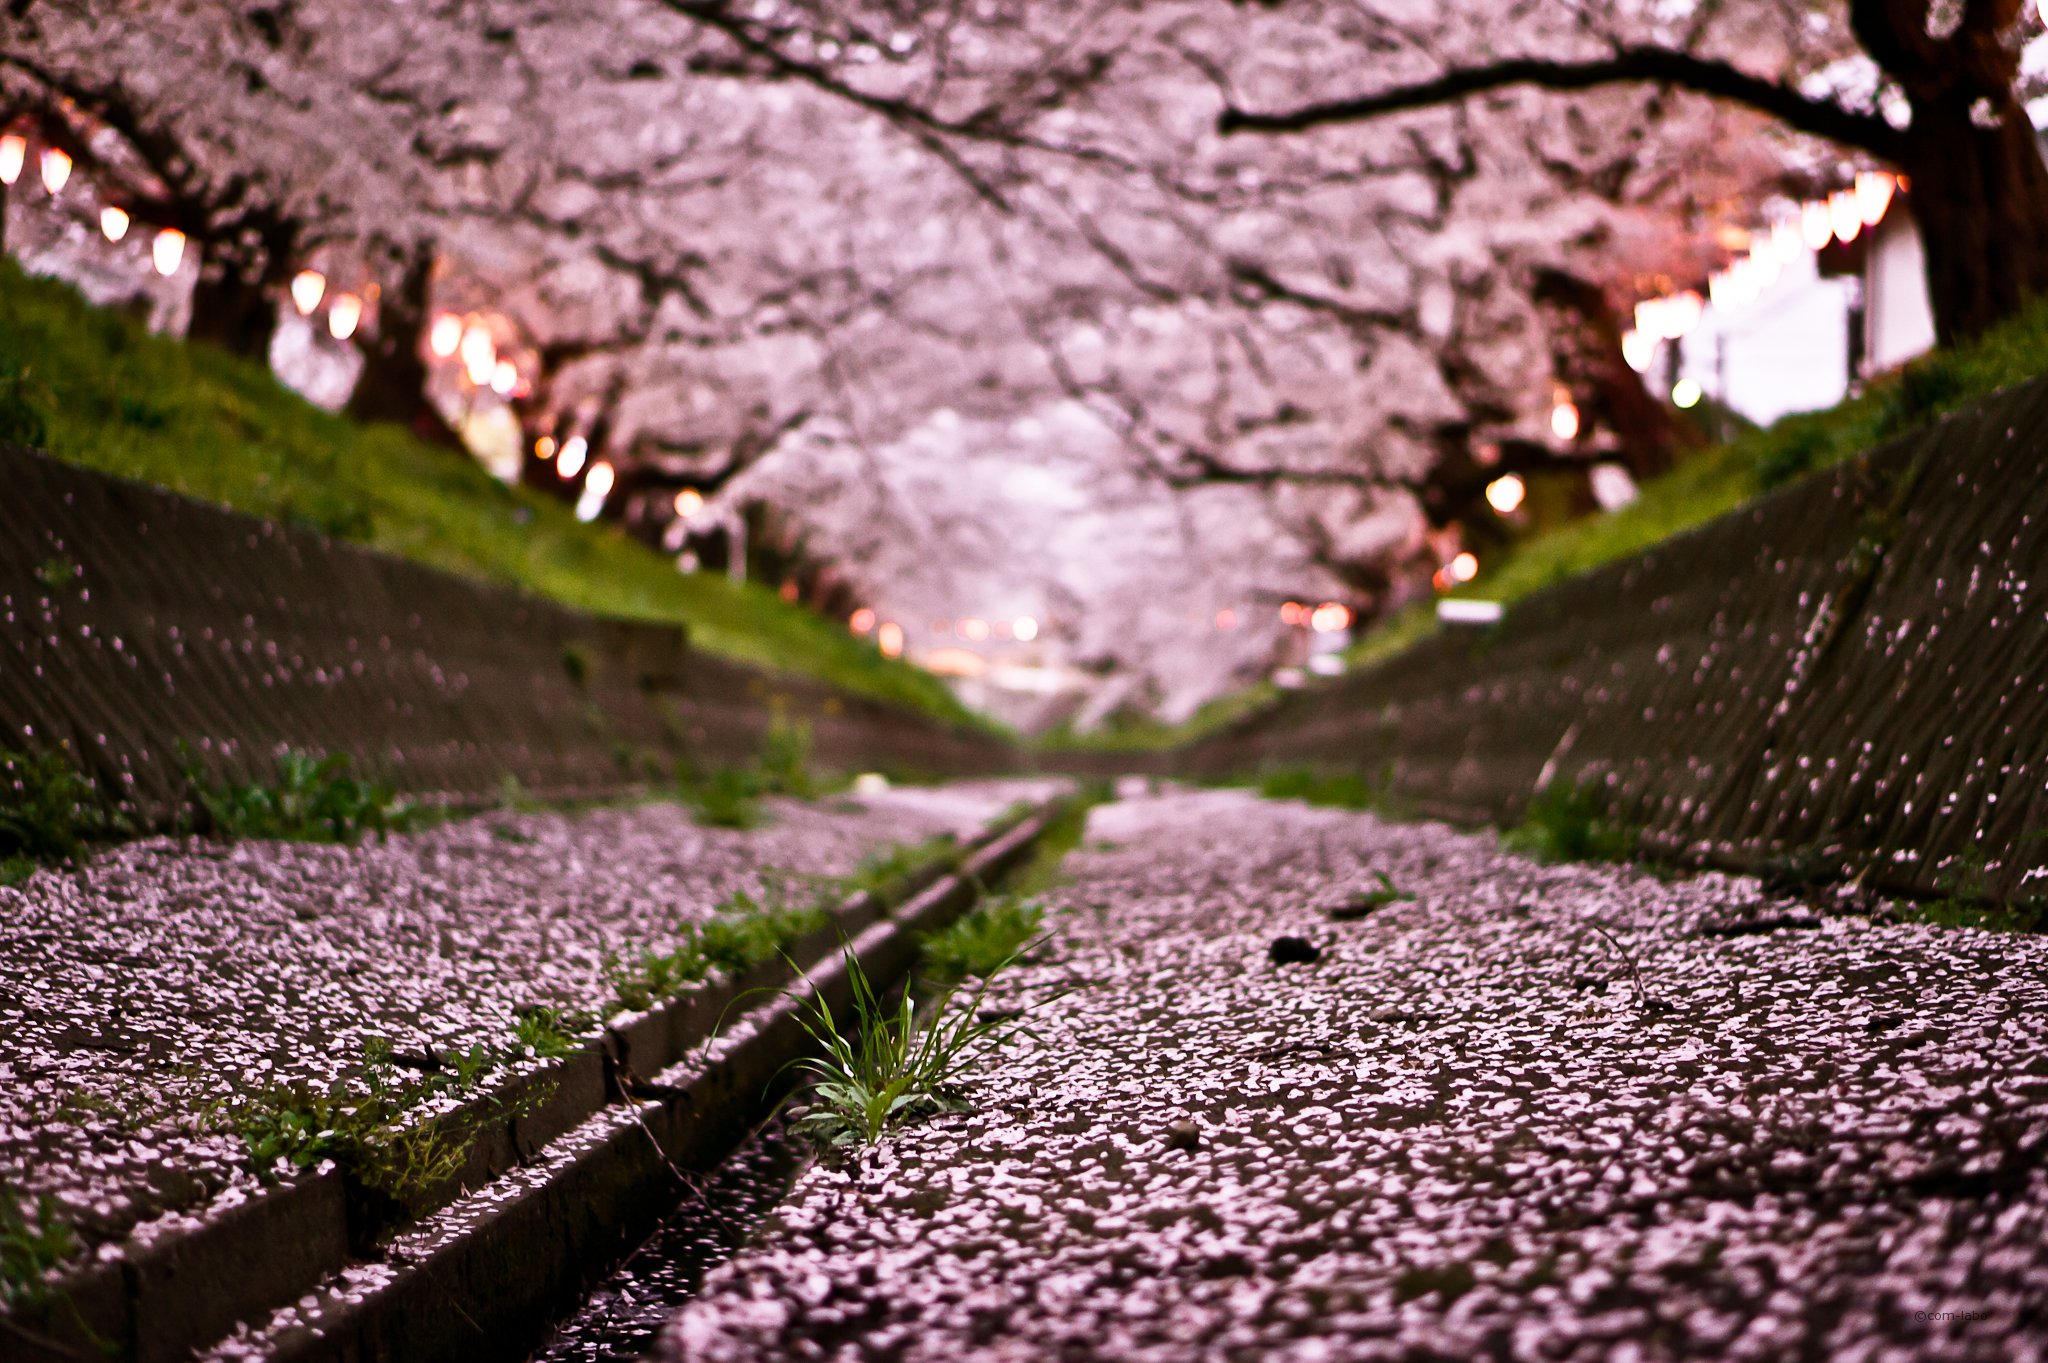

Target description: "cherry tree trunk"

left=344, top=250, right=465, bottom=452
left=185, top=250, right=280, bottom=361
left=1897, top=100, right=2048, bottom=347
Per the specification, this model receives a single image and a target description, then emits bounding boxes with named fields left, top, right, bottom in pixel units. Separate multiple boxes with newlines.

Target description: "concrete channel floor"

left=650, top=787, right=2048, bottom=1363
left=0, top=780, right=1053, bottom=1263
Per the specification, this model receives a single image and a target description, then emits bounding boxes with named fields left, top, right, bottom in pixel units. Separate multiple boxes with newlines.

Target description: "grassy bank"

left=0, top=260, right=977, bottom=725
left=1052, top=293, right=2048, bottom=754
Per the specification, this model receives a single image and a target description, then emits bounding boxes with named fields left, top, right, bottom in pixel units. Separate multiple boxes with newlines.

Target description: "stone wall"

left=2, top=445, right=1010, bottom=820
left=1181, top=378, right=2048, bottom=904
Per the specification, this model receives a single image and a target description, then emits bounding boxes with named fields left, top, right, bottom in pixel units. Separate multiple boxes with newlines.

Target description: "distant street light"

left=99, top=206, right=130, bottom=243
left=0, top=134, right=24, bottom=185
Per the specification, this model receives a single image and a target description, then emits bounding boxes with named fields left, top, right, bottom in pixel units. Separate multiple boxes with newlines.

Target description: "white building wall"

left=1865, top=209, right=1938, bottom=372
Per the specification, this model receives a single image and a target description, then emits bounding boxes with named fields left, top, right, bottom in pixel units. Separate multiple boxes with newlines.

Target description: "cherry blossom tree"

left=0, top=0, right=1869, bottom=721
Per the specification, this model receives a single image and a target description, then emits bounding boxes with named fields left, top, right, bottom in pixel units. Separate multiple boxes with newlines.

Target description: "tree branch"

left=1218, top=46, right=1907, bottom=163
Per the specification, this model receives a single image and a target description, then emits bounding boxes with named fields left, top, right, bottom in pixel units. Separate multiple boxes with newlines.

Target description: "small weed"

left=607, top=941, right=712, bottom=1012
left=683, top=766, right=763, bottom=830
left=234, top=1084, right=468, bottom=1211
left=1329, top=871, right=1414, bottom=920
left=699, top=884, right=830, bottom=975
left=1902, top=849, right=2048, bottom=932
left=1503, top=782, right=1637, bottom=864
left=606, top=881, right=832, bottom=1012
left=757, top=714, right=817, bottom=798
left=922, top=896, right=1046, bottom=981
left=0, top=1194, right=76, bottom=1311
left=189, top=750, right=418, bottom=844
left=843, top=834, right=959, bottom=904
left=512, top=1006, right=587, bottom=1059
left=782, top=941, right=1040, bottom=1151
left=0, top=747, right=121, bottom=868
left=1257, top=766, right=1396, bottom=812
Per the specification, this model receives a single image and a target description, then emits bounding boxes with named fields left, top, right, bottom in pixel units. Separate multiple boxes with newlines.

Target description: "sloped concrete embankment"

left=1182, top=377, right=2048, bottom=903
left=7, top=796, right=1068, bottom=1363
left=0, top=444, right=1012, bottom=824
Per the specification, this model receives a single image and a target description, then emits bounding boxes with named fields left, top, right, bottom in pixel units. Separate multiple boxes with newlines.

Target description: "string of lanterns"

left=1622, top=171, right=1898, bottom=368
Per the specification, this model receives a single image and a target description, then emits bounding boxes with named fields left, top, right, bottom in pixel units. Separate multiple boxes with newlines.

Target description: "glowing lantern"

left=460, top=325, right=495, bottom=385
left=849, top=607, right=877, bottom=635
left=99, top=206, right=130, bottom=243
left=1672, top=378, right=1703, bottom=409
left=673, top=487, right=705, bottom=518
left=877, top=621, right=905, bottom=658
left=1310, top=602, right=1352, bottom=633
left=1633, top=298, right=1663, bottom=339
left=290, top=270, right=326, bottom=315
left=960, top=617, right=990, bottom=641
left=1214, top=609, right=1236, bottom=630
left=1855, top=170, right=1895, bottom=226
left=152, top=228, right=186, bottom=277
left=1485, top=474, right=1526, bottom=515
left=1620, top=330, right=1653, bottom=373
left=1280, top=601, right=1305, bottom=626
left=1450, top=552, right=1479, bottom=583
left=491, top=360, right=518, bottom=396
left=1014, top=616, right=1039, bottom=641
left=0, top=134, right=23, bottom=185
left=584, top=461, right=615, bottom=497
left=1550, top=399, right=1581, bottom=442
left=327, top=293, right=362, bottom=341
left=429, top=313, right=463, bottom=358
left=39, top=147, right=71, bottom=194
left=557, top=436, right=587, bottom=479
left=1802, top=200, right=1833, bottom=250
left=1828, top=190, right=1861, bottom=245
left=534, top=436, right=557, bottom=460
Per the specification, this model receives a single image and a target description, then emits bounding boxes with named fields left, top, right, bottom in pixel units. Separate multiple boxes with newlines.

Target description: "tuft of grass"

left=682, top=766, right=763, bottom=830
left=842, top=834, right=959, bottom=905
left=782, top=941, right=1040, bottom=1151
left=233, top=1082, right=470, bottom=1213
left=189, top=750, right=418, bottom=844
left=921, top=896, right=1046, bottom=981
left=0, top=747, right=122, bottom=873
left=0, top=258, right=985, bottom=727
left=606, top=881, right=834, bottom=1012
left=1502, top=782, right=1638, bottom=865
left=511, top=1006, right=587, bottom=1059
left=1901, top=849, right=2048, bottom=933
left=0, top=1194, right=76, bottom=1312
left=1257, top=765, right=1399, bottom=813
left=756, top=714, right=817, bottom=798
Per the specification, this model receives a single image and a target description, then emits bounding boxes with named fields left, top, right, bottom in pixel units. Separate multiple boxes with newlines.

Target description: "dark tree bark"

left=344, top=246, right=466, bottom=451
left=1532, top=268, right=1699, bottom=479
left=185, top=239, right=282, bottom=360
left=1220, top=0, right=2048, bottom=345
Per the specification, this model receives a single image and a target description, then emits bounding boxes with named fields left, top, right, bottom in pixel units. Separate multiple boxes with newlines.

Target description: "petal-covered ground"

left=0, top=780, right=1053, bottom=1254
left=656, top=787, right=2048, bottom=1363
